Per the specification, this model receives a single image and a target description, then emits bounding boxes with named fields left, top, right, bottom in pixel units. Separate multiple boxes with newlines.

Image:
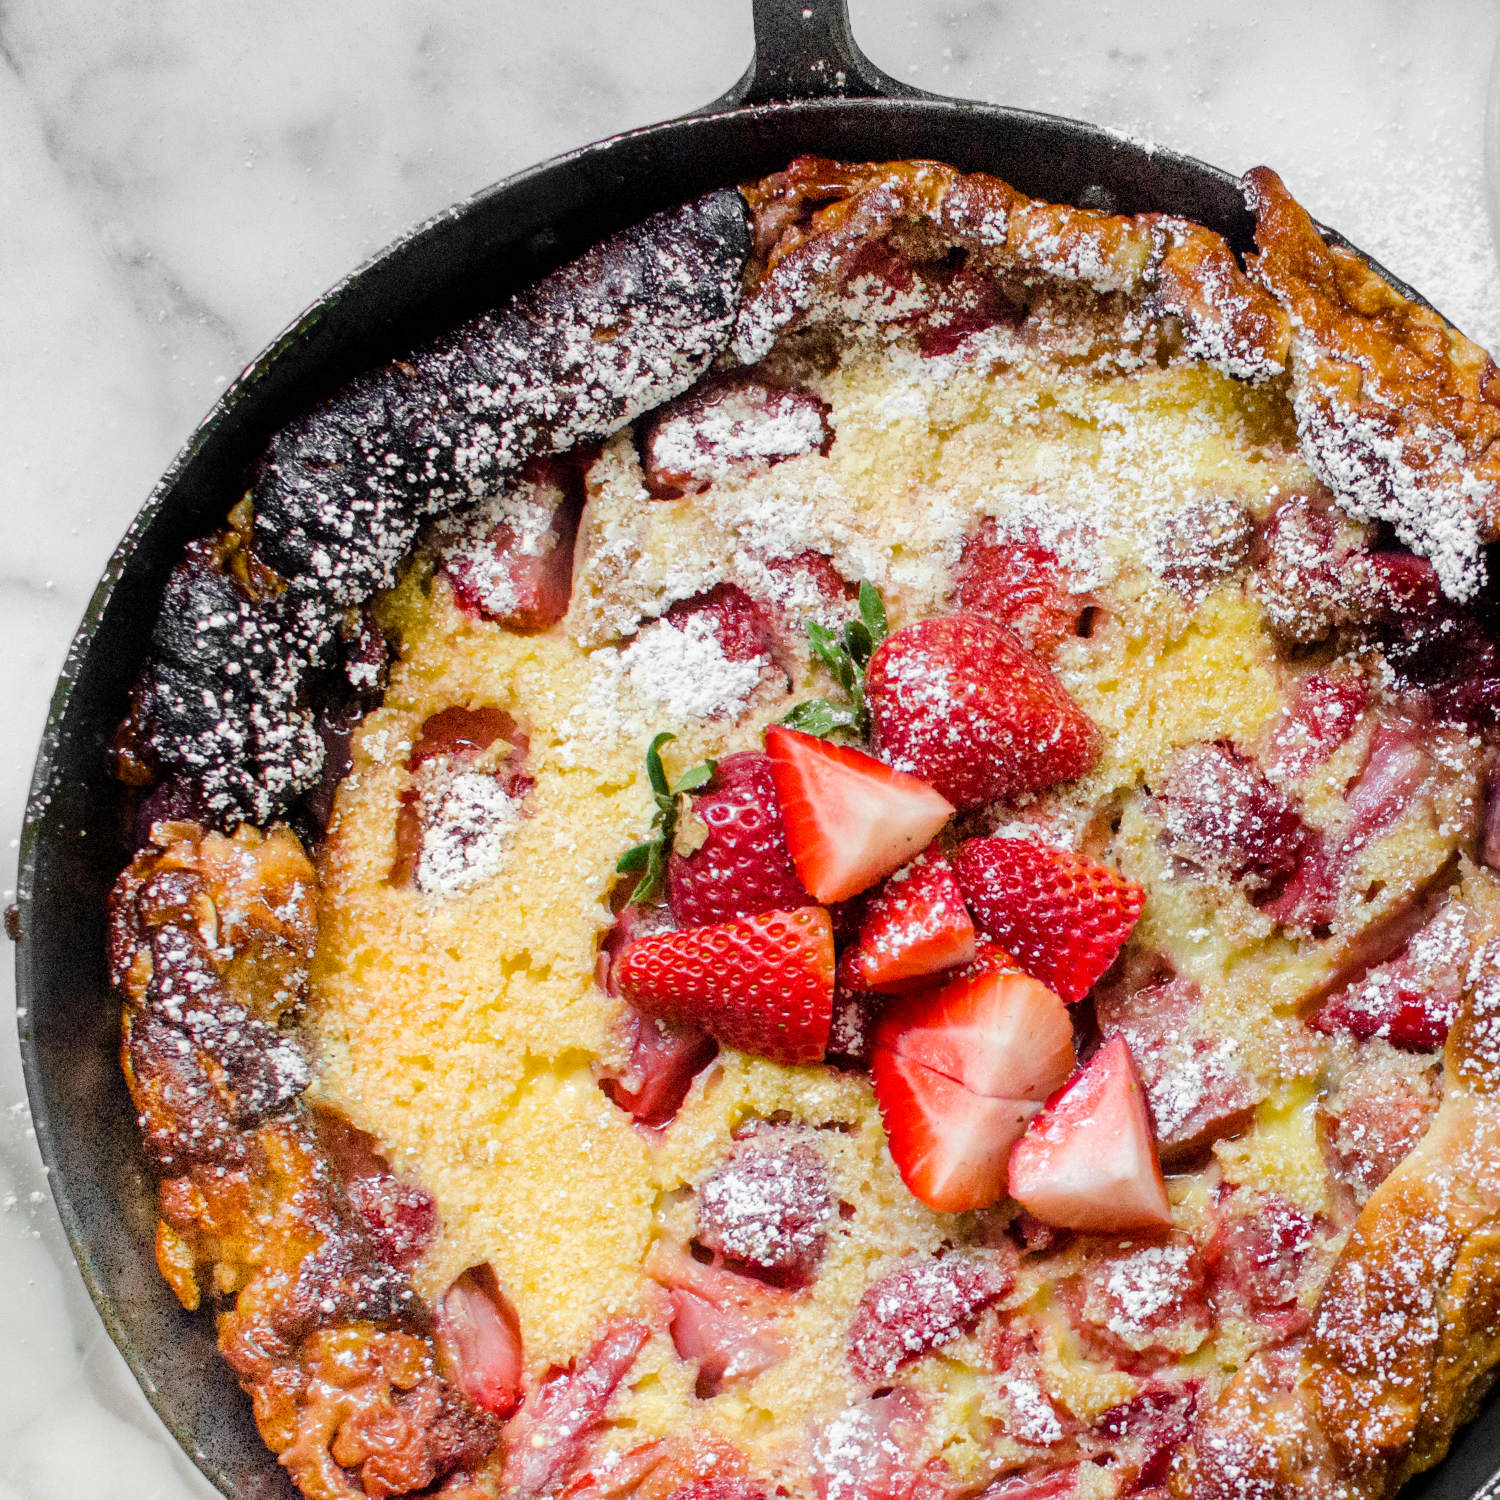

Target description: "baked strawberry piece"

left=872, top=966, right=1074, bottom=1212
left=646, top=1246, right=790, bottom=1395
left=667, top=752, right=811, bottom=928
left=1156, top=741, right=1318, bottom=896
left=616, top=906, right=834, bottom=1065
left=500, top=1319, right=651, bottom=1499
left=953, top=521, right=1094, bottom=658
left=622, top=585, right=785, bottom=722
left=439, top=455, right=583, bottom=629
left=953, top=837, right=1143, bottom=1005
left=866, top=615, right=1097, bottom=809
left=391, top=705, right=533, bottom=894
left=1008, top=1036, right=1171, bottom=1233
left=435, top=1265, right=525, bottom=1419
left=696, top=1128, right=834, bottom=1284
left=1265, top=672, right=1369, bottom=780
left=640, top=373, right=833, bottom=498
left=1065, top=1233, right=1211, bottom=1366
left=1094, top=973, right=1258, bottom=1163
left=764, top=725, right=954, bottom=903
left=1310, top=895, right=1472, bottom=1050
left=847, top=1250, right=1015, bottom=1380
left=838, top=845, right=976, bottom=992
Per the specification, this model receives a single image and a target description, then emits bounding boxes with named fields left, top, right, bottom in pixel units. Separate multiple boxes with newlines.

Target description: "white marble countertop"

left=4, top=2, right=1500, bottom=1494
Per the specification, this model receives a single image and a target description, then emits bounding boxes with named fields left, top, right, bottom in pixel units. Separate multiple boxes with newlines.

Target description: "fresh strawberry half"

left=764, top=725, right=954, bottom=903
left=616, top=906, right=834, bottom=1065
left=953, top=836, right=1144, bottom=1004
left=838, top=844, right=976, bottom=991
left=1008, top=1035, right=1171, bottom=1232
left=865, top=614, right=1098, bottom=809
left=871, top=1047, right=1038, bottom=1214
left=667, top=751, right=811, bottom=927
left=871, top=965, right=1075, bottom=1211
left=874, top=967, right=1075, bottom=1103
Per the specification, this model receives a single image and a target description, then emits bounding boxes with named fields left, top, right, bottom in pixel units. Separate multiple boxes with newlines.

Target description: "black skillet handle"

left=703, top=0, right=938, bottom=111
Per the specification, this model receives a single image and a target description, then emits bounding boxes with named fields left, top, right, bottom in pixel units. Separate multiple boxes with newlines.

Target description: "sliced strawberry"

left=646, top=1247, right=790, bottom=1396
left=1266, top=673, right=1368, bottom=780
left=1320, top=1049, right=1440, bottom=1203
left=866, top=615, right=1098, bottom=809
left=1205, top=1192, right=1315, bottom=1330
left=1157, top=741, right=1318, bottom=894
left=847, top=1251, right=1015, bottom=1381
left=696, top=1129, right=834, bottom=1284
left=500, top=1319, right=651, bottom=1500
left=875, top=967, right=1075, bottom=1104
left=871, top=1048, right=1038, bottom=1214
left=1095, top=1385, right=1198, bottom=1491
left=434, top=1264, right=525, bottom=1419
left=810, top=1387, right=933, bottom=1500
left=640, top=373, right=833, bottom=499
left=1066, top=1232, right=1211, bottom=1365
left=838, top=845, right=976, bottom=991
left=598, top=1007, right=717, bottom=1129
left=616, top=906, right=834, bottom=1065
left=621, top=585, right=786, bottom=723
left=667, top=752, right=812, bottom=928
left=764, top=724, right=954, bottom=903
left=1095, top=974, right=1258, bottom=1164
left=1008, top=1036, right=1171, bottom=1233
left=1310, top=895, right=1471, bottom=1050
left=916, top=265, right=1023, bottom=358
left=440, top=455, right=583, bottom=629
left=953, top=521, right=1092, bottom=658
left=953, top=837, right=1143, bottom=1004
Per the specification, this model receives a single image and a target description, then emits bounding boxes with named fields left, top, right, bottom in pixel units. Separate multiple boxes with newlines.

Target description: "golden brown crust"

left=1174, top=865, right=1500, bottom=1500
left=109, top=824, right=499, bottom=1499
left=736, top=155, right=1289, bottom=381
left=1246, top=165, right=1500, bottom=600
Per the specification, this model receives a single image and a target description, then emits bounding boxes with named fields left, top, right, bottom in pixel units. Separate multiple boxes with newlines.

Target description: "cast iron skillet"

left=12, top=3, right=1482, bottom=1497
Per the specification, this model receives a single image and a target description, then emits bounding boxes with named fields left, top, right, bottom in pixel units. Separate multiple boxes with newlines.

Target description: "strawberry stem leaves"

left=781, top=581, right=889, bottom=741
left=616, top=732, right=716, bottom=905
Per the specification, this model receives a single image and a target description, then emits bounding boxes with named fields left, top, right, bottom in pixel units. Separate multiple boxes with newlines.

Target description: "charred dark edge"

left=122, top=188, right=752, bottom=828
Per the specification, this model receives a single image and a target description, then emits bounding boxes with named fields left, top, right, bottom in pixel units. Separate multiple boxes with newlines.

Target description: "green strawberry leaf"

left=618, top=736, right=718, bottom=906
left=778, top=580, right=888, bottom=741
left=780, top=697, right=862, bottom=739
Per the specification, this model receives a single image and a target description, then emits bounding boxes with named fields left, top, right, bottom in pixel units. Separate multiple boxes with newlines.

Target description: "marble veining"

left=2, top=2, right=1499, bottom=1494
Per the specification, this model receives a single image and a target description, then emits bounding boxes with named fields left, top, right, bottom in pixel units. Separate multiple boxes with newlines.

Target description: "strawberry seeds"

left=608, top=593, right=1159, bottom=1229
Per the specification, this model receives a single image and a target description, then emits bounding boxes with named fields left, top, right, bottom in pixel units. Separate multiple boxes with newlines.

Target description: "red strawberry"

left=1008, top=1036, right=1171, bottom=1233
left=875, top=967, right=1075, bottom=1104
left=640, top=374, right=833, bottom=499
left=616, top=907, right=834, bottom=1065
left=441, top=456, right=583, bottom=630
left=764, top=725, right=954, bottom=903
left=953, top=837, right=1144, bottom=1004
left=500, top=1319, right=650, bottom=1500
left=871, top=1048, right=1037, bottom=1214
left=838, top=845, right=976, bottom=992
left=954, top=521, right=1091, bottom=658
left=866, top=615, right=1098, bottom=809
left=871, top=965, right=1074, bottom=1213
left=434, top=1264, right=525, bottom=1418
left=667, top=752, right=811, bottom=928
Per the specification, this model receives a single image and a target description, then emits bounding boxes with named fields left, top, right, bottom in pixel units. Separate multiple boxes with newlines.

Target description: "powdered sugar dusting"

left=619, top=611, right=771, bottom=723
left=413, top=770, right=525, bottom=898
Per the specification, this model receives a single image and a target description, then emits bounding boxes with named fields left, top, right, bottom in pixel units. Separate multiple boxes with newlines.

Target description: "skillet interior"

left=14, top=6, right=1486, bottom=1496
